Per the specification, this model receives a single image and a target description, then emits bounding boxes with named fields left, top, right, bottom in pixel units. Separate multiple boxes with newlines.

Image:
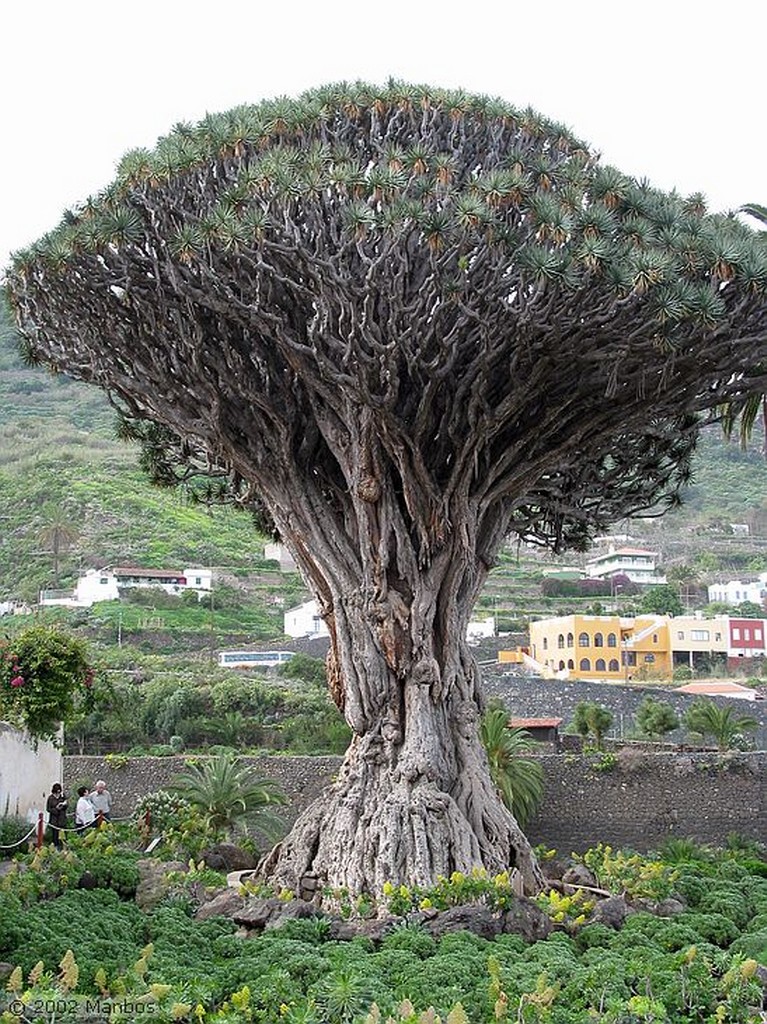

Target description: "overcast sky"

left=2, top=0, right=765, bottom=272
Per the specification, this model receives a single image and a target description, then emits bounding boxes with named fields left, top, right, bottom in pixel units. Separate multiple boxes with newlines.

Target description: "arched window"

left=579, top=658, right=591, bottom=671
left=608, top=658, right=620, bottom=672
left=595, top=658, right=606, bottom=672
left=578, top=632, right=590, bottom=647
left=567, top=659, right=574, bottom=670
left=543, top=637, right=548, bottom=650
left=558, top=660, right=566, bottom=671
left=594, top=633, right=603, bottom=647
left=567, top=632, right=574, bottom=648
left=607, top=633, right=617, bottom=647
left=557, top=634, right=565, bottom=649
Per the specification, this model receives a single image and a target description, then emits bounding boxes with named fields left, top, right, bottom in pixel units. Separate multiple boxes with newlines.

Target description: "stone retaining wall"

left=65, top=751, right=767, bottom=855
left=482, top=671, right=767, bottom=747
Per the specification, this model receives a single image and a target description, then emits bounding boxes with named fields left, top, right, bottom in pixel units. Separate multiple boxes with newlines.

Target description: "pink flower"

left=10, top=675, right=24, bottom=688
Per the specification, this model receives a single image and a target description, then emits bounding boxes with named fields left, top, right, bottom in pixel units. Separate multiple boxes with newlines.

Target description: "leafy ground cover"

left=1, top=833, right=765, bottom=1023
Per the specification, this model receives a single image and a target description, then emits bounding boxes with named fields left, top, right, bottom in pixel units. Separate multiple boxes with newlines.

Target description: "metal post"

left=36, top=812, right=44, bottom=850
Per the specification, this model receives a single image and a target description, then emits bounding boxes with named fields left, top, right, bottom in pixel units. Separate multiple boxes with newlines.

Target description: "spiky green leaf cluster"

left=10, top=80, right=767, bottom=345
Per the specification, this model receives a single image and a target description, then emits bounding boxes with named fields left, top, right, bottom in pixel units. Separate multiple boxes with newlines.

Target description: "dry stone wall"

left=65, top=750, right=766, bottom=855
left=482, top=671, right=767, bottom=747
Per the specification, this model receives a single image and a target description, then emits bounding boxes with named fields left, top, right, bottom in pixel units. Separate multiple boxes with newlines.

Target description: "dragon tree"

left=6, top=82, right=767, bottom=895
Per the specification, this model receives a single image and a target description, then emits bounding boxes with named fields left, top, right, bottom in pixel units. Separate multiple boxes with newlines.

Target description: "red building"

left=727, top=617, right=767, bottom=669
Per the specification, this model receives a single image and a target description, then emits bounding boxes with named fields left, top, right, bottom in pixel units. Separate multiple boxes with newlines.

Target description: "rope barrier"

left=0, top=825, right=36, bottom=850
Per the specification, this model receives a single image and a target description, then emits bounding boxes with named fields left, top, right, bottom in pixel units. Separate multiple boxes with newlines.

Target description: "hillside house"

left=263, top=542, right=297, bottom=573
left=707, top=572, right=767, bottom=608
left=284, top=599, right=329, bottom=638
left=584, top=546, right=666, bottom=586
left=39, top=566, right=212, bottom=608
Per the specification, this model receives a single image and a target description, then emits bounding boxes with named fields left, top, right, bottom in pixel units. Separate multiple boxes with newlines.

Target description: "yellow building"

left=525, top=614, right=673, bottom=681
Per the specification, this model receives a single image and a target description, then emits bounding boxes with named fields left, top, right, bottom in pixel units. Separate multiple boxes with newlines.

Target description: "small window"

left=567, top=659, right=574, bottom=670
left=755, top=630, right=763, bottom=642
left=607, top=633, right=617, bottom=647
left=543, top=637, right=548, bottom=650
left=595, top=658, right=606, bottom=671
left=744, top=628, right=751, bottom=641
left=652, top=634, right=658, bottom=644
left=644, top=654, right=655, bottom=663
left=567, top=633, right=574, bottom=648
left=100, top=578, right=109, bottom=585
left=559, top=660, right=566, bottom=671
left=557, top=634, right=565, bottom=649
left=691, top=630, right=709, bottom=641
left=608, top=658, right=620, bottom=672
left=677, top=631, right=684, bottom=639
left=715, top=632, right=722, bottom=641
left=579, top=658, right=591, bottom=671
left=733, top=628, right=741, bottom=640
left=594, top=633, right=603, bottom=647
left=578, top=632, right=590, bottom=647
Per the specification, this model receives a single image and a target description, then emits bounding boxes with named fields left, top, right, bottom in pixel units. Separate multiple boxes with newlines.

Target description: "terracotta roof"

left=510, top=717, right=563, bottom=729
left=589, top=547, right=656, bottom=559
left=112, top=567, right=184, bottom=579
left=674, top=681, right=759, bottom=698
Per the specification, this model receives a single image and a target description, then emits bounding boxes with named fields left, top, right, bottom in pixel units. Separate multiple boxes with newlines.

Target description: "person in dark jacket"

left=46, top=783, right=68, bottom=848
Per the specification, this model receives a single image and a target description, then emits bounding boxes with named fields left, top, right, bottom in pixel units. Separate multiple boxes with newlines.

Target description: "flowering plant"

left=0, top=625, right=95, bottom=742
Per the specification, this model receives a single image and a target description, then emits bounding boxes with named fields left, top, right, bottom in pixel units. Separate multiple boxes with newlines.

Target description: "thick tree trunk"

left=260, top=505, right=544, bottom=896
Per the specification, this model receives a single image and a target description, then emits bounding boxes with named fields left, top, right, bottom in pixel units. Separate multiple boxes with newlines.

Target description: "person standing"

left=46, top=783, right=68, bottom=848
left=75, top=786, right=96, bottom=831
left=89, top=779, right=112, bottom=823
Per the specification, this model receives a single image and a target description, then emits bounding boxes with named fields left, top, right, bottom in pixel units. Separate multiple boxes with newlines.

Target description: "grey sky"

left=2, top=0, right=765, bottom=271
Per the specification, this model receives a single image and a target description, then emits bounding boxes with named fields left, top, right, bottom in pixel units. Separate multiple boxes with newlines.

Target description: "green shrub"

left=380, top=922, right=437, bottom=960
left=0, top=815, right=33, bottom=855
left=680, top=911, right=740, bottom=947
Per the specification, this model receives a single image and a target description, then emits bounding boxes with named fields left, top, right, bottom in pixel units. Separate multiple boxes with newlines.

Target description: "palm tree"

left=37, top=510, right=79, bottom=587
left=683, top=699, right=758, bottom=751
left=480, top=707, right=544, bottom=828
left=170, top=753, right=286, bottom=838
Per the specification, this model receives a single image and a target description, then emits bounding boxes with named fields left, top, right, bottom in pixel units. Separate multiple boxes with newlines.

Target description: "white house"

left=0, top=600, right=32, bottom=618
left=284, top=599, right=329, bottom=638
left=467, top=617, right=496, bottom=642
left=263, top=542, right=297, bottom=573
left=708, top=573, right=767, bottom=608
left=585, top=546, right=667, bottom=585
left=39, top=566, right=213, bottom=608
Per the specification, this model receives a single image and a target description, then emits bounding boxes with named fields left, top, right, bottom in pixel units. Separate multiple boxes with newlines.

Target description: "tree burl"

left=6, top=82, right=767, bottom=894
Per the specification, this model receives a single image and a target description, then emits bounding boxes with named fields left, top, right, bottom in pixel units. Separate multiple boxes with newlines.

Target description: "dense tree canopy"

left=5, top=81, right=767, bottom=895
left=7, top=82, right=767, bottom=551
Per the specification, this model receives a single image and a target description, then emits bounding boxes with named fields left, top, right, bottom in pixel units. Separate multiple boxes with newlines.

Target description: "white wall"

left=0, top=724, right=62, bottom=823
left=708, top=574, right=767, bottom=607
left=284, top=599, right=329, bottom=637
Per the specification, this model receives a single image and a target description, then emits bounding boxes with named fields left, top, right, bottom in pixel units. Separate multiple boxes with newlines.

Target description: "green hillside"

left=0, top=301, right=277, bottom=603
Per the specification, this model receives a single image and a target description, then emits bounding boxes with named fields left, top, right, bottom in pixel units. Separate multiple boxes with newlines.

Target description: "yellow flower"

left=382, top=881, right=394, bottom=896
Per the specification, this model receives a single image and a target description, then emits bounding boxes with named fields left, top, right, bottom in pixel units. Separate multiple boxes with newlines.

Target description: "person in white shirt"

left=75, top=786, right=96, bottom=830
left=89, top=780, right=112, bottom=822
